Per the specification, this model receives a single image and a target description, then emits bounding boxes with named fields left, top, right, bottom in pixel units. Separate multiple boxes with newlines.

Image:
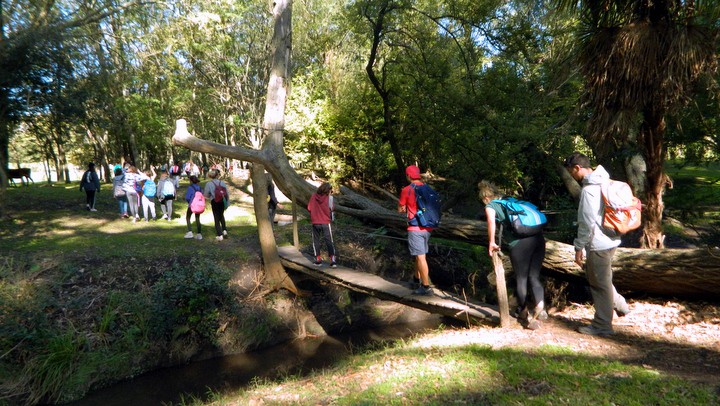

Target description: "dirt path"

left=414, top=299, right=720, bottom=385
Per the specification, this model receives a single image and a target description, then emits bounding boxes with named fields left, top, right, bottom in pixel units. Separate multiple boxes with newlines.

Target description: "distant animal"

left=8, top=168, right=34, bottom=186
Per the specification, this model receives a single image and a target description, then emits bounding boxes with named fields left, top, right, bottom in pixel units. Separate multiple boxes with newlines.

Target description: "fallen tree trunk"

left=543, top=240, right=720, bottom=299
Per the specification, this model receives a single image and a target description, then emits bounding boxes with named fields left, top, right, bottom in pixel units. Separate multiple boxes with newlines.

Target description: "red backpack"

left=213, top=180, right=229, bottom=208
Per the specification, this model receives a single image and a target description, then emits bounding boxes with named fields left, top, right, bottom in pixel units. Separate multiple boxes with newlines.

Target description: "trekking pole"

left=492, top=224, right=510, bottom=327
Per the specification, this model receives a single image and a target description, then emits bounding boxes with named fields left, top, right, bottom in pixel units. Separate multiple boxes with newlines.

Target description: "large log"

left=543, top=240, right=720, bottom=299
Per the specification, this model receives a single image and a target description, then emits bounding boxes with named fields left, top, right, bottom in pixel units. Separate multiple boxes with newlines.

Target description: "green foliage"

left=150, top=258, right=233, bottom=344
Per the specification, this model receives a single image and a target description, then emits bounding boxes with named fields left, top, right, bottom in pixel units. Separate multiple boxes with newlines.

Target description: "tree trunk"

left=364, top=2, right=405, bottom=193
left=251, top=163, right=297, bottom=294
left=249, top=0, right=296, bottom=294
left=639, top=109, right=667, bottom=248
left=543, top=240, right=720, bottom=299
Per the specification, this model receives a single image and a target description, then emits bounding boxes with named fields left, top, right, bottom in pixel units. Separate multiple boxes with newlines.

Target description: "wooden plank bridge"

left=277, top=245, right=500, bottom=325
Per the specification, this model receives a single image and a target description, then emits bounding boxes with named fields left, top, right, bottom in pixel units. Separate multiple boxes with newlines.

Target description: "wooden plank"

left=492, top=251, right=511, bottom=327
left=277, top=246, right=500, bottom=325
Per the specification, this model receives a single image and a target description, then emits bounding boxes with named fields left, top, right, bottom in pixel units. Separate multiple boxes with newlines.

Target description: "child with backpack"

left=157, top=170, right=177, bottom=220
left=122, top=165, right=147, bottom=223
left=140, top=166, right=158, bottom=221
left=112, top=167, right=128, bottom=218
left=398, top=165, right=438, bottom=295
left=79, top=162, right=101, bottom=212
left=307, top=182, right=337, bottom=268
left=184, top=175, right=204, bottom=239
left=478, top=180, right=547, bottom=330
left=204, top=169, right=229, bottom=241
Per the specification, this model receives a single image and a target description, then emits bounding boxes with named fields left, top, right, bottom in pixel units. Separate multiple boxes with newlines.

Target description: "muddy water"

left=69, top=319, right=442, bottom=405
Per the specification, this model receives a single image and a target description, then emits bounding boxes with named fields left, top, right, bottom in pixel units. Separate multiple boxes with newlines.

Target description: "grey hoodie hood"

left=574, top=165, right=621, bottom=252
left=583, top=165, right=610, bottom=187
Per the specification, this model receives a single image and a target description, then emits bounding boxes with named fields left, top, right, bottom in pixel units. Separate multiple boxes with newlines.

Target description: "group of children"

left=107, top=162, right=229, bottom=242
left=81, top=162, right=337, bottom=258
left=109, top=163, right=178, bottom=222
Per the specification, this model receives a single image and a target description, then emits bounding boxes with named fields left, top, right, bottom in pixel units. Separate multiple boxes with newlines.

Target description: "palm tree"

left=554, top=0, right=719, bottom=248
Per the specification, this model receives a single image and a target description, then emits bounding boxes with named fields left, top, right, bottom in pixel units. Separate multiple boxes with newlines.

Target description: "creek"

left=68, top=319, right=443, bottom=405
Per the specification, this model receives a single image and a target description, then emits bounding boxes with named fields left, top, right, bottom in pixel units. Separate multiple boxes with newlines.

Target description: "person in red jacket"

left=307, top=182, right=337, bottom=267
left=398, top=165, right=434, bottom=295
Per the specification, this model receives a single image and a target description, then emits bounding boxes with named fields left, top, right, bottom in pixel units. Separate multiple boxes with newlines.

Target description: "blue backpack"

left=143, top=180, right=157, bottom=198
left=409, top=184, right=442, bottom=228
left=492, top=197, right=546, bottom=237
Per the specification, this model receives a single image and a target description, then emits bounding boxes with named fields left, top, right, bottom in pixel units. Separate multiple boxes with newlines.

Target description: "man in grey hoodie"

left=564, top=152, right=630, bottom=336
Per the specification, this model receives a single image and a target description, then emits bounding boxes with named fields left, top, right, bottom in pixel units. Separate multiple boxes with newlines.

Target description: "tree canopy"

left=3, top=0, right=719, bottom=234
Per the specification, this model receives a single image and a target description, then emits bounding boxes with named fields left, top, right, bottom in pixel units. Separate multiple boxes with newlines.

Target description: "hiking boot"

left=577, top=325, right=614, bottom=337
left=412, top=285, right=434, bottom=296
left=195, top=234, right=203, bottom=240
left=215, top=235, right=223, bottom=241
left=184, top=231, right=194, bottom=239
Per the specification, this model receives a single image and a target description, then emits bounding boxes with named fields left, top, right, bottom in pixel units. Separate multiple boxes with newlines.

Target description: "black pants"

left=186, top=207, right=201, bottom=233
left=211, top=200, right=226, bottom=236
left=311, top=224, right=336, bottom=260
left=85, top=190, right=96, bottom=208
left=509, top=233, right=546, bottom=310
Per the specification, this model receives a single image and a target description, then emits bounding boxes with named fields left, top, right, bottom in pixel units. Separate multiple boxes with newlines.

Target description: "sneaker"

left=215, top=235, right=224, bottom=241
left=513, top=306, right=529, bottom=321
left=330, top=262, right=337, bottom=268
left=577, top=325, right=614, bottom=337
left=184, top=231, right=194, bottom=239
left=90, top=208, right=97, bottom=212
left=526, top=319, right=541, bottom=330
left=132, top=217, right=137, bottom=223
left=532, top=302, right=548, bottom=321
left=313, top=259, right=323, bottom=266
left=195, top=234, right=203, bottom=240
left=86, top=204, right=91, bottom=211
left=408, top=277, right=420, bottom=290
left=222, top=230, right=228, bottom=236
left=615, top=305, right=631, bottom=317
left=412, top=285, right=434, bottom=296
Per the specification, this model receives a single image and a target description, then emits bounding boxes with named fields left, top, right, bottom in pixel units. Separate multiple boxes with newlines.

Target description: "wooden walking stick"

left=492, top=225, right=511, bottom=327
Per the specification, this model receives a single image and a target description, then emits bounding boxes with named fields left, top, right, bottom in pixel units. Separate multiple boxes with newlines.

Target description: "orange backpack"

left=600, top=180, right=642, bottom=235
